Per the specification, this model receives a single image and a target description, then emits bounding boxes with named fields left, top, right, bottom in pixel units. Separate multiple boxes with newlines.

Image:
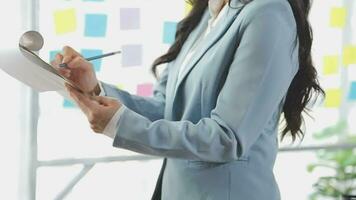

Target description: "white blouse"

left=101, top=4, right=229, bottom=138
left=178, top=4, right=229, bottom=80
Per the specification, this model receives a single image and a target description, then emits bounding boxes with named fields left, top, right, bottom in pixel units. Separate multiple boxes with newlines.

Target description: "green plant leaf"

left=308, top=123, right=356, bottom=199
left=308, top=192, right=319, bottom=200
left=312, top=120, right=347, bottom=140
left=308, top=164, right=317, bottom=173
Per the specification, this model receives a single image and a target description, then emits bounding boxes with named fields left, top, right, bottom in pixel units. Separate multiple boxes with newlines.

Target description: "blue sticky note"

left=349, top=82, right=356, bottom=100
left=163, top=21, right=177, bottom=44
left=121, top=44, right=143, bottom=67
left=81, top=49, right=103, bottom=72
left=84, top=14, right=107, bottom=37
left=49, top=50, right=61, bottom=62
left=63, top=99, right=76, bottom=108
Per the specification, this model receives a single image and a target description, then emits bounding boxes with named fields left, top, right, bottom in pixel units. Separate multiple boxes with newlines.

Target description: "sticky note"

left=163, top=21, right=178, bottom=44
left=121, top=44, right=143, bottom=67
left=53, top=9, right=77, bottom=34
left=343, top=46, right=356, bottom=65
left=323, top=56, right=339, bottom=75
left=81, top=49, right=103, bottom=72
left=49, top=50, right=61, bottom=62
left=137, top=83, right=153, bottom=97
left=330, top=7, right=347, bottom=28
left=349, top=82, right=356, bottom=100
left=325, top=89, right=342, bottom=108
left=116, top=84, right=125, bottom=90
left=185, top=2, right=193, bottom=16
left=120, top=8, right=141, bottom=30
left=83, top=0, right=104, bottom=1
left=63, top=99, right=76, bottom=108
left=84, top=14, right=107, bottom=37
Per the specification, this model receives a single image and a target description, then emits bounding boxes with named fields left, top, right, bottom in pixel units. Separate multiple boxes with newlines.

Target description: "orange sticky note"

left=323, top=56, right=339, bottom=75
left=53, top=8, right=77, bottom=34
left=325, top=89, right=342, bottom=108
left=330, top=7, right=347, bottom=28
left=343, top=45, right=356, bottom=65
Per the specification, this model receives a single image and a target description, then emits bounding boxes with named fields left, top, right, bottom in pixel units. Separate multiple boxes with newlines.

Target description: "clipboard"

left=19, top=44, right=82, bottom=92
left=0, top=31, right=82, bottom=97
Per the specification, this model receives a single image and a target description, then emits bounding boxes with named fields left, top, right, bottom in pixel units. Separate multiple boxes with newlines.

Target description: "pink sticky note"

left=137, top=83, right=153, bottom=97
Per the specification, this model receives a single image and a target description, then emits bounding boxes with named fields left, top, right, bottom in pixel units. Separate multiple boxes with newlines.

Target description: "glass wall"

left=0, top=0, right=354, bottom=199
left=0, top=0, right=26, bottom=199
left=276, top=0, right=356, bottom=199
left=36, top=0, right=356, bottom=198
left=36, top=0, right=187, bottom=199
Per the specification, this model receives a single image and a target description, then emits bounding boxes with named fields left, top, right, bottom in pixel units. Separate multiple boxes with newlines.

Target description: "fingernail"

left=59, top=63, right=67, bottom=68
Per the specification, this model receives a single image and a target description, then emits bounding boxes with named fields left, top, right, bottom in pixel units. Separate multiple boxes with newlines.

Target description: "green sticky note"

left=330, top=7, right=347, bottom=28
left=343, top=46, right=356, bottom=65
left=323, top=56, right=339, bottom=75
left=54, top=8, right=77, bottom=34
left=325, top=89, right=342, bottom=108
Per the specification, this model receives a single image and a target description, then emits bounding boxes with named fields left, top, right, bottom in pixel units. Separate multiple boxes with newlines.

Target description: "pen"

left=59, top=50, right=121, bottom=68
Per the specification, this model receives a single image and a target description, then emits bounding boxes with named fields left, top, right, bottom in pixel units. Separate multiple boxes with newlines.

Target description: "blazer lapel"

left=169, top=9, right=211, bottom=94
left=172, top=2, right=246, bottom=96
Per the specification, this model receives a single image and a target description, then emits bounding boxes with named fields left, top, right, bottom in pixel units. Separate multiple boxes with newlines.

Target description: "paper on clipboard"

left=0, top=32, right=79, bottom=99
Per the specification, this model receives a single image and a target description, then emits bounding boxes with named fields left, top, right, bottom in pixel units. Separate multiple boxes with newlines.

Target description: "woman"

left=52, top=0, right=324, bottom=199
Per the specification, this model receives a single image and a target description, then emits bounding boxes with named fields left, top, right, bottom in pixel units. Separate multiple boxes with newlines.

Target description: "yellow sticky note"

left=116, top=84, right=125, bottom=90
left=325, top=89, right=342, bottom=108
left=343, top=46, right=356, bottom=65
left=323, top=56, right=339, bottom=75
left=53, top=8, right=77, bottom=34
left=185, top=2, right=193, bottom=16
left=330, top=7, right=347, bottom=28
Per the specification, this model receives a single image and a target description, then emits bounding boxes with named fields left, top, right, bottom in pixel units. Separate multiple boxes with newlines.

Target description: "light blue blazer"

left=102, top=0, right=298, bottom=199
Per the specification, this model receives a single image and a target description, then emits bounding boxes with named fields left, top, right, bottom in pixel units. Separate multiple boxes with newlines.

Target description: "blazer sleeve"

left=111, top=3, right=299, bottom=162
left=101, top=67, right=168, bottom=122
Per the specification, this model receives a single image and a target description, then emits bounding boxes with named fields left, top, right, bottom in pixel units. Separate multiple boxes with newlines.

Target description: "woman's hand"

left=66, top=84, right=122, bottom=133
left=51, top=46, right=100, bottom=95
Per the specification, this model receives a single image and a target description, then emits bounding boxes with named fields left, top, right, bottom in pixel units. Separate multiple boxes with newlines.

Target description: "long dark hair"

left=151, top=0, right=325, bottom=142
